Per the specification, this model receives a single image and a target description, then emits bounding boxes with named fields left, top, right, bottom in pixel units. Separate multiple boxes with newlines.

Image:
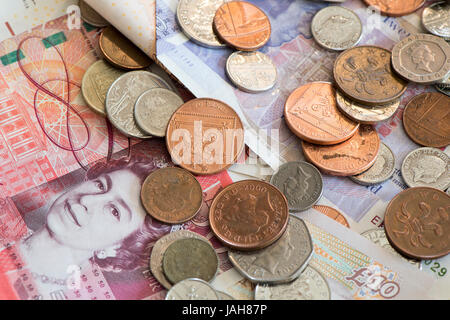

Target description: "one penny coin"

left=285, top=82, right=359, bottom=145
left=213, top=1, right=271, bottom=51
left=384, top=187, right=450, bottom=260
left=302, top=125, right=381, bottom=176
left=334, top=46, right=407, bottom=105
left=166, top=98, right=245, bottom=176
left=312, top=205, right=350, bottom=228
left=363, top=0, right=425, bottom=17
left=141, top=167, right=203, bottom=224
left=209, top=180, right=289, bottom=251
left=403, top=93, right=450, bottom=148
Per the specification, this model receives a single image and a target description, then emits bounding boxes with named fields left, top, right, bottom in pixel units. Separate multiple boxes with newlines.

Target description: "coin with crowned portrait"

left=312, top=205, right=350, bottom=228
left=422, top=1, right=450, bottom=39
left=79, top=0, right=110, bottom=27
left=166, top=279, right=219, bottom=300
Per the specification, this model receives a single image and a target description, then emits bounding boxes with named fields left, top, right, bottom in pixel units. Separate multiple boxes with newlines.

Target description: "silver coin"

left=226, top=51, right=278, bottom=93
left=134, top=88, right=184, bottom=138
left=350, top=143, right=396, bottom=186
left=361, top=229, right=421, bottom=269
left=105, top=71, right=172, bottom=139
left=336, top=91, right=400, bottom=124
left=176, top=0, right=228, bottom=48
left=228, top=215, right=314, bottom=285
left=166, top=278, right=219, bottom=300
left=435, top=76, right=450, bottom=96
left=255, top=266, right=330, bottom=300
left=401, top=147, right=450, bottom=191
left=270, top=162, right=323, bottom=212
left=150, top=230, right=208, bottom=290
left=311, top=6, right=363, bottom=51
left=216, top=291, right=235, bottom=300
left=422, top=1, right=450, bottom=39
left=79, top=0, right=110, bottom=28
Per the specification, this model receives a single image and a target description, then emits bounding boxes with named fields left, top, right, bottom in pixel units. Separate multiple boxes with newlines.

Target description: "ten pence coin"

left=363, top=0, right=425, bottom=17
left=166, top=279, right=219, bottom=300
left=312, top=205, right=350, bottom=228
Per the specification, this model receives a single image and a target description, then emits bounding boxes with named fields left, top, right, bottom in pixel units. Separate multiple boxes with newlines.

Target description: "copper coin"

left=213, top=1, right=271, bottom=51
left=384, top=187, right=450, bottom=260
left=285, top=82, right=359, bottom=145
left=209, top=180, right=289, bottom=251
left=313, top=205, right=350, bottom=228
left=99, top=26, right=152, bottom=70
left=141, top=167, right=203, bottom=224
left=363, top=0, right=425, bottom=17
left=334, top=46, right=407, bottom=106
left=166, top=98, right=245, bottom=176
left=403, top=92, right=450, bottom=148
left=302, top=125, right=381, bottom=177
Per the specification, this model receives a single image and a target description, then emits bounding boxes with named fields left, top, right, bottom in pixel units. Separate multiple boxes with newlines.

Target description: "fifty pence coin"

left=79, top=0, right=110, bottom=28
left=106, top=71, right=172, bottom=139
left=401, top=147, right=450, bottom=191
left=270, top=162, right=323, bottom=212
left=134, top=88, right=184, bottom=137
left=255, top=266, right=331, bottom=300
left=311, top=6, right=363, bottom=51
left=228, top=215, right=313, bottom=284
left=226, top=51, right=277, bottom=93
left=350, top=143, right=396, bottom=186
left=422, top=1, right=450, bottom=39
left=166, top=279, right=219, bottom=300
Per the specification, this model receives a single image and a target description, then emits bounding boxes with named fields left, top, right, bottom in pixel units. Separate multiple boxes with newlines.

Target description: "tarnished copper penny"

left=99, top=26, right=152, bottom=70
left=285, top=82, right=359, bottom=145
left=363, top=0, right=425, bottom=17
left=213, top=1, right=271, bottom=51
left=141, top=167, right=203, bottom=224
left=334, top=46, right=407, bottom=105
left=384, top=187, right=450, bottom=260
left=166, top=98, right=245, bottom=176
left=302, top=125, right=381, bottom=177
left=312, top=205, right=350, bottom=228
left=209, top=180, right=289, bottom=251
left=403, top=92, right=450, bottom=148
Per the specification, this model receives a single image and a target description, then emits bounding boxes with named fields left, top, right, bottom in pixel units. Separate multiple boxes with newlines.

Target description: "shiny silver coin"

left=271, top=161, right=323, bottom=212
left=422, top=1, right=450, bottom=39
left=106, top=71, right=172, bottom=139
left=134, top=88, right=184, bottom=137
left=166, top=278, right=219, bottom=300
left=176, top=0, right=228, bottom=48
left=435, top=76, right=450, bottom=96
left=401, top=147, right=450, bottom=191
left=226, top=51, right=278, bottom=93
left=216, top=291, right=235, bottom=300
left=228, top=215, right=313, bottom=285
left=350, top=143, right=396, bottom=186
left=311, top=6, right=363, bottom=51
left=255, top=266, right=330, bottom=300
left=79, top=0, right=110, bottom=28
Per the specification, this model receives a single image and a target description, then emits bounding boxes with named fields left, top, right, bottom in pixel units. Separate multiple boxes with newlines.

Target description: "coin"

left=285, top=82, right=359, bottom=145
left=270, top=162, right=323, bottom=212
left=216, top=291, right=234, bottom=300
left=150, top=230, right=209, bottom=290
left=99, top=26, right=152, bottom=70
left=334, top=46, right=407, bottom=105
left=81, top=60, right=125, bottom=116
left=255, top=266, right=330, bottom=300
left=209, top=180, right=289, bottom=251
left=391, top=34, right=450, bottom=85
left=79, top=0, right=110, bottom=28
left=213, top=1, right=271, bottom=51
left=361, top=229, right=421, bottom=268
left=312, top=205, right=350, bottom=228
left=176, top=0, right=227, bottom=48
left=422, top=1, right=450, bottom=39
left=384, top=187, right=450, bottom=260
left=436, top=77, right=450, bottom=96
left=106, top=71, right=172, bottom=139
left=311, top=6, right=363, bottom=51
left=336, top=90, right=400, bottom=125
left=134, top=88, right=184, bottom=138
left=228, top=215, right=313, bottom=284
left=163, top=238, right=219, bottom=284
left=401, top=147, right=450, bottom=191
left=166, top=279, right=219, bottom=300
left=350, top=143, right=396, bottom=186
left=166, top=98, right=245, bottom=175
left=302, top=125, right=381, bottom=176
left=403, top=93, right=450, bottom=148
left=363, top=0, right=425, bottom=17
left=141, top=167, right=203, bottom=224
left=226, top=51, right=277, bottom=93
